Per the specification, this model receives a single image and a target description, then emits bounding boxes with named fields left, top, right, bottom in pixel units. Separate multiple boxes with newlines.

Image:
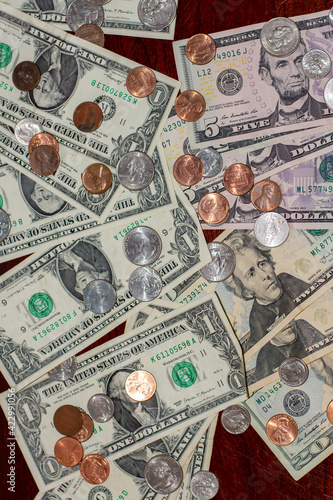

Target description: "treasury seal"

left=216, top=69, right=243, bottom=96
left=283, top=389, right=310, bottom=417
left=94, top=95, right=116, bottom=120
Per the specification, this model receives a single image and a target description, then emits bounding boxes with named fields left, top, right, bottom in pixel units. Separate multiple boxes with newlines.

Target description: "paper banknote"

left=173, top=10, right=333, bottom=148
left=125, top=299, right=181, bottom=333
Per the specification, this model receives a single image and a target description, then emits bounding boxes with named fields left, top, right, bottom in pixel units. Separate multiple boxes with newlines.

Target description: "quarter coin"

left=251, top=180, right=282, bottom=212
left=190, top=471, right=219, bottom=500
left=80, top=454, right=110, bottom=484
left=29, top=132, right=59, bottom=154
left=75, top=24, right=105, bottom=47
left=30, top=145, right=60, bottom=176
left=199, top=242, right=236, bottom=281
left=279, top=357, right=309, bottom=387
left=48, top=356, right=77, bottom=381
left=266, top=414, right=298, bottom=446
left=323, top=77, right=333, bottom=110
left=138, top=0, right=177, bottom=30
left=198, top=193, right=229, bottom=225
left=129, top=267, right=162, bottom=302
left=14, top=118, right=43, bottom=146
left=185, top=34, right=216, bottom=65
left=326, top=399, right=333, bottom=424
left=301, top=49, right=331, bottom=79
left=196, top=148, right=223, bottom=178
left=0, top=208, right=11, bottom=244
left=223, top=163, right=254, bottom=196
left=82, top=163, right=113, bottom=194
left=144, top=454, right=183, bottom=493
left=83, top=279, right=117, bottom=314
left=125, top=370, right=157, bottom=401
left=260, top=17, right=300, bottom=57
left=53, top=404, right=83, bottom=435
left=73, top=101, right=103, bottom=133
left=175, top=90, right=206, bottom=122
left=71, top=412, right=94, bottom=442
left=126, top=66, right=156, bottom=98
left=329, top=7, right=333, bottom=27
left=221, top=405, right=251, bottom=434
left=117, top=151, right=155, bottom=191
left=54, top=436, right=83, bottom=467
left=67, top=0, right=104, bottom=32
left=123, top=226, right=162, bottom=266
left=173, top=154, right=203, bottom=186
left=254, top=212, right=289, bottom=247
left=87, top=393, right=115, bottom=423
left=12, top=61, right=41, bottom=92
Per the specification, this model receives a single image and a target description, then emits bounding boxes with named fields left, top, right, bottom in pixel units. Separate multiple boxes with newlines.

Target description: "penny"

left=83, top=279, right=117, bottom=314
left=82, top=163, right=113, bottom=194
left=117, top=151, right=155, bottom=191
left=80, top=454, right=110, bottom=484
left=0, top=208, right=11, bottom=244
left=126, top=66, right=156, bottom=98
left=266, top=414, right=298, bottom=446
left=326, top=400, right=333, bottom=424
left=198, top=193, right=230, bottom=225
left=175, top=90, right=206, bottom=122
left=48, top=356, right=78, bottom=381
left=53, top=404, right=83, bottom=436
left=199, top=242, right=236, bottom=282
left=185, top=33, right=216, bottom=65
left=73, top=102, right=103, bottom=133
left=190, top=471, right=219, bottom=500
left=129, top=266, right=162, bottom=302
left=251, top=180, right=282, bottom=212
left=12, top=61, right=41, bottom=92
left=329, top=7, right=333, bottom=27
left=67, top=0, right=104, bottom=32
left=196, top=148, right=223, bottom=178
left=15, top=118, right=43, bottom=146
left=138, top=0, right=177, bottom=31
left=123, top=226, right=162, bottom=266
left=125, top=370, right=157, bottom=402
left=75, top=24, right=105, bottom=47
left=144, top=454, right=183, bottom=493
left=223, top=163, right=254, bottom=196
left=54, top=436, right=83, bottom=467
left=254, top=212, right=289, bottom=247
left=173, top=154, right=203, bottom=186
left=323, top=78, right=333, bottom=110
left=279, top=357, right=309, bottom=387
left=301, top=49, right=331, bottom=80
left=221, top=405, right=251, bottom=434
left=71, top=412, right=94, bottom=442
left=260, top=17, right=300, bottom=57
left=87, top=393, right=115, bottom=423
left=29, top=132, right=59, bottom=154
left=30, top=145, right=60, bottom=176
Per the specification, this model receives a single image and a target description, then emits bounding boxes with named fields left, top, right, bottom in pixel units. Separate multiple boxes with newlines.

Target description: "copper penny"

left=54, top=436, right=84, bottom=467
left=30, top=145, right=60, bottom=177
left=327, top=400, right=333, bottom=424
left=73, top=102, right=103, bottom=132
left=175, top=90, right=206, bottom=122
left=80, top=454, right=110, bottom=484
left=126, top=66, right=157, bottom=98
left=173, top=154, right=203, bottom=186
left=223, top=163, right=254, bottom=196
left=29, top=132, right=59, bottom=155
left=266, top=414, right=298, bottom=446
left=251, top=180, right=282, bottom=212
left=125, top=370, right=157, bottom=402
left=53, top=404, right=83, bottom=436
left=12, top=61, right=41, bottom=92
left=82, top=163, right=113, bottom=194
left=185, top=33, right=216, bottom=65
left=198, top=192, right=230, bottom=225
left=71, top=412, right=94, bottom=442
left=75, top=24, right=105, bottom=47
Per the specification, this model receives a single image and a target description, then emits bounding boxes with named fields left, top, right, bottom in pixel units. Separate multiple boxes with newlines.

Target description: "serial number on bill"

left=297, top=185, right=333, bottom=193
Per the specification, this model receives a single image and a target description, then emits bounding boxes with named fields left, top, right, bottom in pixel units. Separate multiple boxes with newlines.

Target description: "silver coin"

left=87, top=393, right=115, bottom=423
left=85, top=0, right=110, bottom=5
left=83, top=279, right=116, bottom=313
left=14, top=118, right=43, bottom=146
left=254, top=212, right=289, bottom=248
left=279, top=357, right=309, bottom=387
left=199, top=242, right=235, bottom=282
left=196, top=148, right=223, bottom=178
left=67, top=0, right=104, bottom=32
left=221, top=405, right=251, bottom=434
left=129, top=267, right=162, bottom=302
left=48, top=356, right=78, bottom=381
left=324, top=77, right=333, bottom=109
left=190, top=471, right=219, bottom=500
left=124, top=226, right=162, bottom=266
left=0, top=208, right=11, bottom=243
left=260, top=17, right=300, bottom=57
left=144, top=454, right=183, bottom=493
left=138, top=0, right=177, bottom=31
left=301, top=49, right=331, bottom=80
left=329, top=7, right=333, bottom=27
left=117, top=151, right=155, bottom=191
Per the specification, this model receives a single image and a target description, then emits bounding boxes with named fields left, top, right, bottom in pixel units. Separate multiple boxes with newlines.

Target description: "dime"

left=15, top=118, right=43, bottom=146
left=329, top=7, right=333, bottom=27
left=301, top=49, right=331, bottom=79
left=75, top=24, right=105, bottom=47
left=138, top=0, right=177, bottom=31
left=173, top=154, right=203, bottom=186
left=12, top=61, right=41, bottom=92
left=266, top=414, right=298, bottom=446
left=175, top=90, right=206, bottom=122
left=117, top=151, right=155, bottom=191
left=198, top=193, right=229, bottom=225
left=125, top=370, right=157, bottom=401
left=279, top=357, right=309, bottom=387
left=71, top=412, right=94, bottom=442
left=251, top=180, right=282, bottom=212
left=30, top=145, right=60, bottom=176
left=0, top=208, right=11, bottom=244
left=199, top=242, right=236, bottom=281
left=323, top=77, right=333, bottom=110
left=144, top=454, right=183, bottom=494
left=80, top=454, right=110, bottom=484
left=54, top=436, right=83, bottom=467
left=87, top=393, right=115, bottom=423
left=190, top=471, right=219, bottom=500
left=254, top=212, right=289, bottom=247
left=29, top=132, right=59, bottom=154
left=221, top=405, right=251, bottom=434
left=48, top=356, right=78, bottom=381
left=73, top=101, right=103, bottom=132
left=126, top=66, right=156, bottom=98
left=223, top=163, right=254, bottom=196
left=326, top=400, right=333, bottom=424
left=260, top=17, right=300, bottom=57
left=53, top=404, right=83, bottom=435
left=129, top=267, right=162, bottom=301
left=67, top=0, right=104, bottom=32
left=123, top=226, right=162, bottom=266
left=196, top=148, right=222, bottom=178
left=83, top=279, right=117, bottom=314
left=185, top=33, right=216, bottom=65
left=82, top=163, right=113, bottom=194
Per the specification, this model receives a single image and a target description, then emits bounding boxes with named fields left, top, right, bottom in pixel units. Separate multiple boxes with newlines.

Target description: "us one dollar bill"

left=173, top=10, right=333, bottom=149
left=125, top=300, right=182, bottom=333
left=0, top=184, right=211, bottom=389
left=1, top=293, right=245, bottom=490
left=244, top=353, right=333, bottom=480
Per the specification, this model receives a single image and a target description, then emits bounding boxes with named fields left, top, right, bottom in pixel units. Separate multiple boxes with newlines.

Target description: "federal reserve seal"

left=94, top=96, right=116, bottom=120
left=216, top=69, right=243, bottom=96
left=283, top=389, right=310, bottom=417
left=319, top=156, right=333, bottom=182
left=88, top=485, right=112, bottom=500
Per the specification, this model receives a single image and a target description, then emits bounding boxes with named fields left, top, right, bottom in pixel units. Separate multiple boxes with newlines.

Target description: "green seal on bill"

left=28, top=292, right=53, bottom=318
left=0, top=43, right=12, bottom=68
left=306, top=229, right=328, bottom=236
left=172, top=361, right=197, bottom=388
left=319, top=156, right=333, bottom=182
left=0, top=194, right=3, bottom=209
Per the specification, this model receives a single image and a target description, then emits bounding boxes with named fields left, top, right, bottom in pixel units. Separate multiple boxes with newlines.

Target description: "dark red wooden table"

left=1, top=0, right=333, bottom=498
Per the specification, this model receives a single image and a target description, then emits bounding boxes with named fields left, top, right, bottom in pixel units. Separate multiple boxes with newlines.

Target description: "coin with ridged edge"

left=129, top=267, right=162, bottom=301
left=117, top=151, right=155, bottom=191
left=190, top=471, right=219, bottom=500
left=123, top=226, right=162, bottom=266
left=0, top=208, right=11, bottom=244
left=260, top=17, right=300, bottom=57
left=144, top=454, right=183, bottom=493
left=67, top=0, right=104, bottom=32
left=196, top=148, right=223, bottom=178
left=48, top=356, right=77, bottom=381
left=279, top=357, right=309, bottom=387
left=221, top=405, right=251, bottom=434
left=199, top=242, right=236, bottom=281
left=83, top=279, right=116, bottom=314
left=323, top=77, right=333, bottom=110
left=138, top=0, right=177, bottom=31
left=87, top=393, right=115, bottom=423
left=254, top=212, right=289, bottom=247
left=302, top=49, right=331, bottom=79
left=15, top=118, right=43, bottom=145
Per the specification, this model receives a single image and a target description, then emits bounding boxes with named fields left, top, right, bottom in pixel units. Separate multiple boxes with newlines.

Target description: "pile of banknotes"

left=1, top=3, right=333, bottom=499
